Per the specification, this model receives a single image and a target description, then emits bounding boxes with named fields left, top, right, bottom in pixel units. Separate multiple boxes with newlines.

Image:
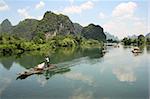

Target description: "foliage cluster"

left=122, top=35, right=149, bottom=46
left=0, top=34, right=102, bottom=55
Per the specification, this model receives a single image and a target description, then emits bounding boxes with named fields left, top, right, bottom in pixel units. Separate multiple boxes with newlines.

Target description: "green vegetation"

left=1, top=11, right=106, bottom=42
left=0, top=11, right=75, bottom=40
left=81, top=39, right=103, bottom=48
left=12, top=19, right=38, bottom=39
left=0, top=34, right=41, bottom=55
left=0, top=11, right=106, bottom=56
left=122, top=34, right=149, bottom=46
left=106, top=39, right=119, bottom=43
left=0, top=34, right=102, bottom=56
left=146, top=37, right=150, bottom=45
left=82, top=24, right=106, bottom=42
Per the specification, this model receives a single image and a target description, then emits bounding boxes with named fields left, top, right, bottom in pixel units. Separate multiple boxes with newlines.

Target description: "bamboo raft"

left=16, top=65, right=54, bottom=80
left=16, top=64, right=70, bottom=80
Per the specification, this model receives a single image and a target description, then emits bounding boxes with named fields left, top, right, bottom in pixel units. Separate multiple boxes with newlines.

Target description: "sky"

left=0, top=0, right=149, bottom=39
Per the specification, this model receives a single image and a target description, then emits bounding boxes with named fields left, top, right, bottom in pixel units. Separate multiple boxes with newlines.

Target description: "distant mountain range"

left=0, top=11, right=106, bottom=42
left=127, top=33, right=150, bottom=39
left=145, top=33, right=150, bottom=38
left=104, top=32, right=119, bottom=41
left=128, top=35, right=138, bottom=39
left=0, top=19, right=12, bottom=34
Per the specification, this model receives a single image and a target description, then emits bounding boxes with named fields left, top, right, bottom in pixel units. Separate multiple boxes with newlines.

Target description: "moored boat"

left=132, top=47, right=142, bottom=53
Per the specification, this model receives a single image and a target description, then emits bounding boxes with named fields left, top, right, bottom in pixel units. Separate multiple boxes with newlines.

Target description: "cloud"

left=17, top=8, right=42, bottom=20
left=68, top=0, right=74, bottom=4
left=17, top=8, right=32, bottom=19
left=102, top=1, right=148, bottom=39
left=103, top=18, right=147, bottom=39
left=0, top=0, right=9, bottom=11
left=35, top=1, right=45, bottom=9
left=62, top=1, right=94, bottom=14
left=112, top=2, right=137, bottom=17
left=98, top=12, right=106, bottom=19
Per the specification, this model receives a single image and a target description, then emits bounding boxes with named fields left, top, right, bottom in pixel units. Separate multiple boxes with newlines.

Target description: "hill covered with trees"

left=0, top=11, right=106, bottom=42
left=0, top=11, right=106, bottom=55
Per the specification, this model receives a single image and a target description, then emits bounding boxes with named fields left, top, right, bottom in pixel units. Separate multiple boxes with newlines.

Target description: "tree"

left=122, top=37, right=132, bottom=45
left=138, top=35, right=145, bottom=45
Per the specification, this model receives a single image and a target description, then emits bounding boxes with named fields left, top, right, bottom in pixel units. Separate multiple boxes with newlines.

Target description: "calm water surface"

left=0, top=45, right=149, bottom=99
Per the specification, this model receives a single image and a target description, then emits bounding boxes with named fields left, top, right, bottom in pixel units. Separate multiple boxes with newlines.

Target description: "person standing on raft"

left=45, top=57, right=50, bottom=67
left=35, top=57, right=50, bottom=70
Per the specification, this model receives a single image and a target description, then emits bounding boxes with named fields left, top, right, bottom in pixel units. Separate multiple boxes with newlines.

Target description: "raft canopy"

left=133, top=47, right=140, bottom=50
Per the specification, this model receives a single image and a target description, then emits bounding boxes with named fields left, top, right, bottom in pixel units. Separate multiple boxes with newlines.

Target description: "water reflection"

left=0, top=47, right=104, bottom=70
left=0, top=55, right=43, bottom=70
left=37, top=76, right=48, bottom=87
left=113, top=67, right=136, bottom=82
left=44, top=66, right=71, bottom=80
left=51, top=47, right=103, bottom=64
left=69, top=88, right=94, bottom=99
left=0, top=45, right=148, bottom=99
left=0, top=77, right=12, bottom=96
left=0, top=57, right=14, bottom=70
left=63, top=72, right=95, bottom=86
left=123, top=45, right=132, bottom=49
left=112, top=45, right=148, bottom=82
left=146, top=45, right=150, bottom=53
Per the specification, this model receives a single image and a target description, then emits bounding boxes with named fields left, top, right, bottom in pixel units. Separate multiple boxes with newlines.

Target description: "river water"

left=0, top=45, right=149, bottom=99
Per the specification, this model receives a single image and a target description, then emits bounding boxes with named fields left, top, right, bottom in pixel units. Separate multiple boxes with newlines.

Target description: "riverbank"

left=0, top=34, right=103, bottom=56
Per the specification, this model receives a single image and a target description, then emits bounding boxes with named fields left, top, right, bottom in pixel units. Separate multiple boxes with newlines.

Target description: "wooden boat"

left=132, top=50, right=142, bottom=53
left=16, top=64, right=56, bottom=80
left=131, top=47, right=142, bottom=53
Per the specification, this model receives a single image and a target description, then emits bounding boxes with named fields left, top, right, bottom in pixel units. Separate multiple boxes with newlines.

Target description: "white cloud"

left=102, top=1, right=148, bottom=39
left=112, top=2, right=137, bottom=17
left=103, top=18, right=147, bottom=39
left=35, top=1, right=45, bottom=9
left=37, top=15, right=43, bottom=20
left=0, top=0, right=9, bottom=11
left=68, top=0, right=74, bottom=4
left=17, top=8, right=42, bottom=20
left=98, top=12, right=106, bottom=19
left=17, top=8, right=32, bottom=19
left=62, top=1, right=94, bottom=14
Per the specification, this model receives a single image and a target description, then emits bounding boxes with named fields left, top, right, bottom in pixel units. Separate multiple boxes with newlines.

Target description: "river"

left=0, top=45, right=149, bottom=99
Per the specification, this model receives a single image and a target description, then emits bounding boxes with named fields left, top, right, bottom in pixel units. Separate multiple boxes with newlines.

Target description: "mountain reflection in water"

left=0, top=45, right=149, bottom=99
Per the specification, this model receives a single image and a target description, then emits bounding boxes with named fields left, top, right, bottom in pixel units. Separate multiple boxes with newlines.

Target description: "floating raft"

left=131, top=47, right=142, bottom=53
left=16, top=65, right=70, bottom=80
left=132, top=50, right=142, bottom=53
left=16, top=64, right=56, bottom=79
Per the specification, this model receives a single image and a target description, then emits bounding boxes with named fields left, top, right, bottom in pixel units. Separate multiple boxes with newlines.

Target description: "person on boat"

left=35, top=57, right=50, bottom=70
left=45, top=57, right=50, bottom=67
